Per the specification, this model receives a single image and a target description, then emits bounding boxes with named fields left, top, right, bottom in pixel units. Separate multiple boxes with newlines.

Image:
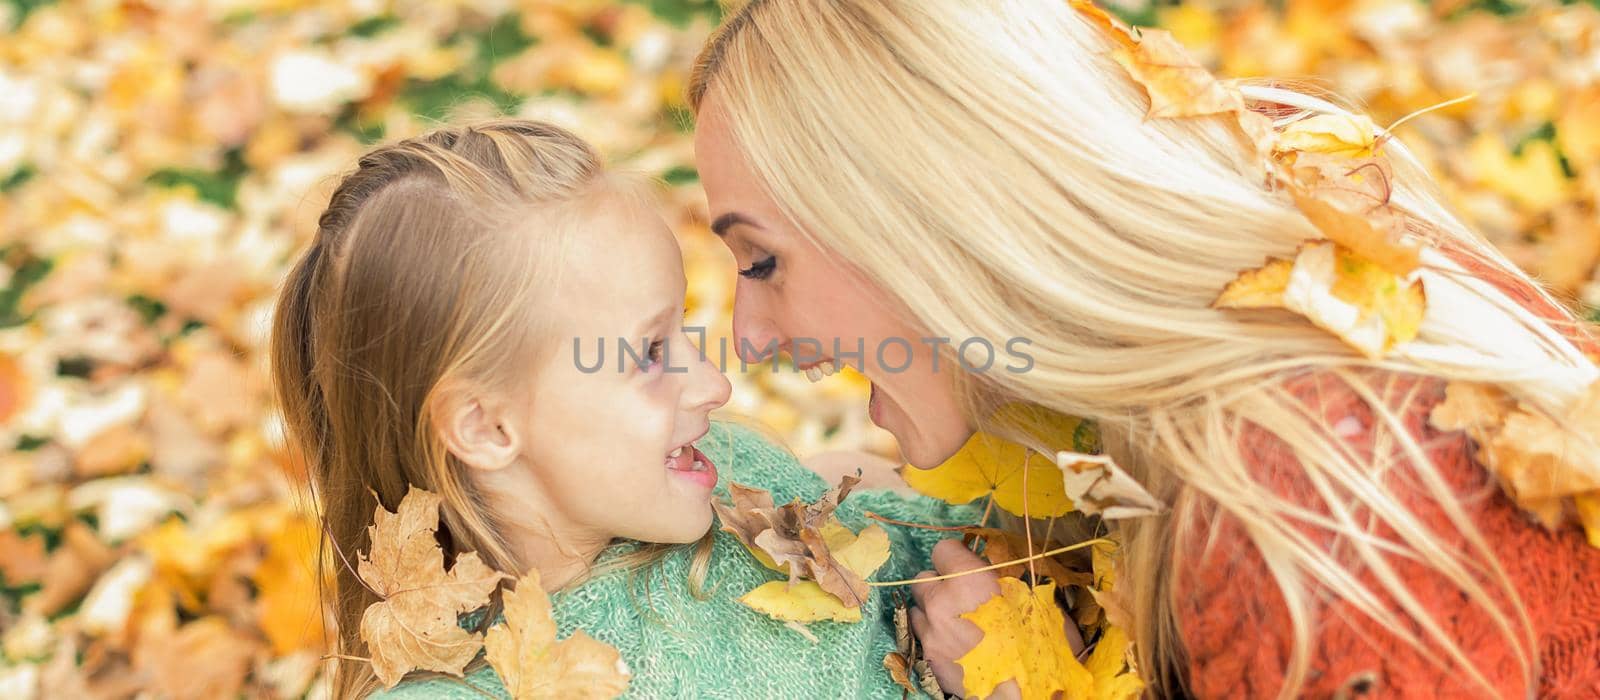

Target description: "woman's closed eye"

left=738, top=255, right=777, bottom=281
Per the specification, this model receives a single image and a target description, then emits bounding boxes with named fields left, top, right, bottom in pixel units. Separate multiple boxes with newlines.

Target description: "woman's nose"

left=731, top=293, right=781, bottom=364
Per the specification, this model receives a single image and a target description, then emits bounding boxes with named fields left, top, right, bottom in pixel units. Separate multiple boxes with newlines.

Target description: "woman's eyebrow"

left=710, top=212, right=759, bottom=237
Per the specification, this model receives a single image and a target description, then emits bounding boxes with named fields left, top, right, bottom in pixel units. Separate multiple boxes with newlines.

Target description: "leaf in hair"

left=1213, top=241, right=1425, bottom=359
left=485, top=570, right=630, bottom=700
left=1431, top=380, right=1600, bottom=547
left=1278, top=151, right=1422, bottom=275
left=1275, top=113, right=1383, bottom=159
left=1055, top=452, right=1166, bottom=520
left=1110, top=28, right=1246, bottom=120
left=356, top=487, right=509, bottom=688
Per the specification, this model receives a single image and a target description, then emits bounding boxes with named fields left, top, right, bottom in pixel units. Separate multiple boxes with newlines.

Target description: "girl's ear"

left=433, top=382, right=522, bottom=472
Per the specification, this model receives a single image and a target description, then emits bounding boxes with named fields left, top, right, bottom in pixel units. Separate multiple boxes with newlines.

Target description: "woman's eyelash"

left=644, top=339, right=665, bottom=369
left=739, top=255, right=777, bottom=281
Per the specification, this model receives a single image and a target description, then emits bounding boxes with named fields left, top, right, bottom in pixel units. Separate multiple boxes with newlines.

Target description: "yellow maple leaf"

left=740, top=580, right=864, bottom=623
left=254, top=515, right=324, bottom=655
left=1576, top=493, right=1600, bottom=549
left=1466, top=132, right=1571, bottom=213
left=1214, top=241, right=1425, bottom=359
left=357, top=487, right=509, bottom=688
left=901, top=409, right=1089, bottom=517
left=1213, top=257, right=1294, bottom=308
left=1275, top=113, right=1381, bottom=159
left=1082, top=626, right=1144, bottom=700
left=957, top=578, right=1092, bottom=700
left=485, top=570, right=630, bottom=700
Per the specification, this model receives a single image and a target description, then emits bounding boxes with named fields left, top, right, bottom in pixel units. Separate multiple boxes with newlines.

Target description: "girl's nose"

left=687, top=350, right=732, bottom=412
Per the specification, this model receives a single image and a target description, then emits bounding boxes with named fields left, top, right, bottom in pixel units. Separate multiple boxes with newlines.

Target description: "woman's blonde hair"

left=690, top=1, right=1598, bottom=696
left=271, top=119, right=708, bottom=699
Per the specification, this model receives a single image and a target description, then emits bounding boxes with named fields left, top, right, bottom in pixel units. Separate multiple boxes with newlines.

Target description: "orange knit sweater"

left=1176, top=270, right=1600, bottom=698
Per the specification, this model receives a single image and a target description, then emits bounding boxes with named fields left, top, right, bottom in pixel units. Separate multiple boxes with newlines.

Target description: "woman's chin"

left=890, top=419, right=975, bottom=470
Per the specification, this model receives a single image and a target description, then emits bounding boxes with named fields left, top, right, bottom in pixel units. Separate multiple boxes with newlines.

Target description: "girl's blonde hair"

left=690, top=1, right=1598, bottom=696
left=271, top=119, right=706, bottom=699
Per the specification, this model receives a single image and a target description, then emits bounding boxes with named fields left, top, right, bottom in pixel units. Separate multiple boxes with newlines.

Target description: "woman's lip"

left=868, top=382, right=886, bottom=426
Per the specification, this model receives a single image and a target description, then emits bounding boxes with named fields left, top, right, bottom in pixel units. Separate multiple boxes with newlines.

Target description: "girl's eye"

left=641, top=339, right=666, bottom=372
left=738, top=255, right=777, bottom=281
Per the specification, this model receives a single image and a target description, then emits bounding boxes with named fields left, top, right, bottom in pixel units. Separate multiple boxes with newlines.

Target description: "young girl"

left=270, top=119, right=971, bottom=698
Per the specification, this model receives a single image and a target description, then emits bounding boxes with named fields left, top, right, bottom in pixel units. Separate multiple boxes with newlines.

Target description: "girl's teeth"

left=668, top=446, right=684, bottom=459
left=805, top=367, right=823, bottom=382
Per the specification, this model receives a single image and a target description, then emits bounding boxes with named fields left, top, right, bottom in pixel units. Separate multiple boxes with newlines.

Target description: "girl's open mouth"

left=665, top=443, right=718, bottom=489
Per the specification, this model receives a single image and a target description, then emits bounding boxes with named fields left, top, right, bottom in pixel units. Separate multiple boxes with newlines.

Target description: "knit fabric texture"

left=1178, top=258, right=1600, bottom=699
left=372, top=422, right=978, bottom=699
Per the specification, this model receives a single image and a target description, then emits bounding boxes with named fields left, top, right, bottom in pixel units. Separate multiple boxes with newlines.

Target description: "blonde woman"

left=689, top=1, right=1600, bottom=697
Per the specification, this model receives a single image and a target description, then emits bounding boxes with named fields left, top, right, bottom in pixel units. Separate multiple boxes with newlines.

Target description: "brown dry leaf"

left=484, top=570, right=630, bottom=700
left=1056, top=452, right=1165, bottom=520
left=27, top=522, right=116, bottom=617
left=142, top=616, right=257, bottom=700
left=0, top=529, right=49, bottom=585
left=1112, top=28, right=1246, bottom=119
left=1431, top=381, right=1600, bottom=542
left=357, top=486, right=509, bottom=688
left=713, top=475, right=883, bottom=606
left=1540, top=204, right=1600, bottom=293
left=712, top=482, right=782, bottom=571
left=884, top=650, right=917, bottom=695
left=1281, top=152, right=1422, bottom=275
left=1558, top=88, right=1600, bottom=169
left=964, top=527, right=1088, bottom=586
left=73, top=424, right=151, bottom=478
left=0, top=351, right=27, bottom=425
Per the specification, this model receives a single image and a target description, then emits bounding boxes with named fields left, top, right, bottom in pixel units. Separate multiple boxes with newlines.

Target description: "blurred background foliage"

left=0, top=0, right=1597, bottom=697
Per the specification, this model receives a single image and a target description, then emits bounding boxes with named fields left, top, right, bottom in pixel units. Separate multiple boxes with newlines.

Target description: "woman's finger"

left=909, top=569, right=938, bottom=608
left=931, top=538, right=988, bottom=574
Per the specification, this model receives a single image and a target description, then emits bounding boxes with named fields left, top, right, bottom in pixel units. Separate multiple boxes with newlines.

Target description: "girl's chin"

left=636, top=502, right=714, bottom=545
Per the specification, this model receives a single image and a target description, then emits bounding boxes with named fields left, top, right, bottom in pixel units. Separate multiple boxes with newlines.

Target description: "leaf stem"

left=1378, top=92, right=1476, bottom=147
left=868, top=538, right=1115, bottom=587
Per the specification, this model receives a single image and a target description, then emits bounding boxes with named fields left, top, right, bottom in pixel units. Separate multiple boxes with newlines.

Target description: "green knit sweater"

left=370, top=422, right=977, bottom=699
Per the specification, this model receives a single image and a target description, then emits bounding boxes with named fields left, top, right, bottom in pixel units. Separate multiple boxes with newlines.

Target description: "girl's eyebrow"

left=633, top=305, right=677, bottom=338
left=711, top=212, right=759, bottom=237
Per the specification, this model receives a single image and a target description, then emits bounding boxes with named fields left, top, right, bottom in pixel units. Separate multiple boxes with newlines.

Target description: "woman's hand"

left=909, top=539, right=1084, bottom=700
